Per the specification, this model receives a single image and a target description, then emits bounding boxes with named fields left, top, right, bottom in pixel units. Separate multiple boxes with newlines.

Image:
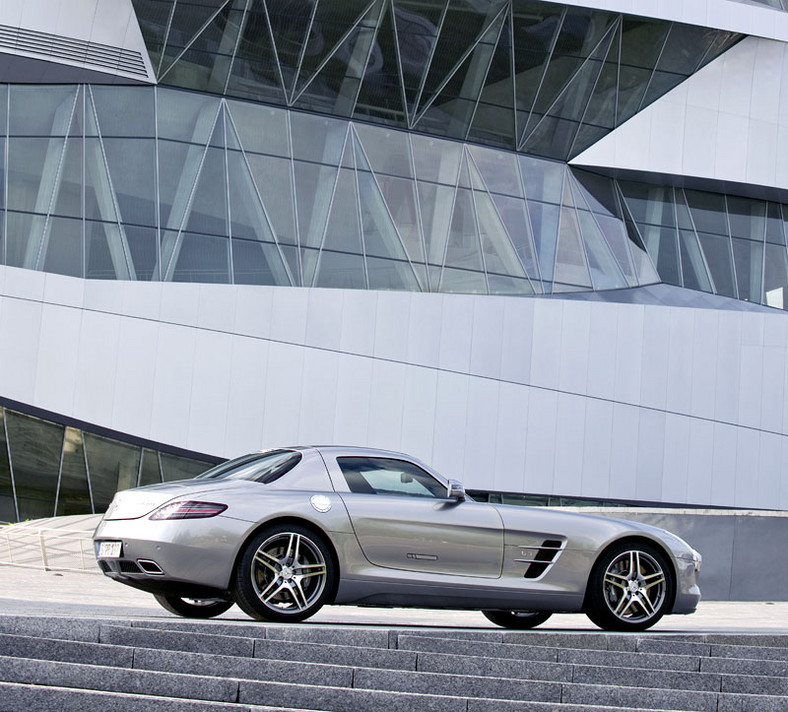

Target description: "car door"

left=330, top=455, right=504, bottom=578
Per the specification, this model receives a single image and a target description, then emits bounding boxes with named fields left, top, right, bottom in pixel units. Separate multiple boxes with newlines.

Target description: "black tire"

left=233, top=523, right=335, bottom=622
left=586, top=540, right=675, bottom=632
left=153, top=594, right=233, bottom=619
left=482, top=610, right=552, bottom=629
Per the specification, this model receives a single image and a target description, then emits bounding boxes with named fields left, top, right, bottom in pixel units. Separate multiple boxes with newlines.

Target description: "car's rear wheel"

left=234, top=523, right=335, bottom=622
left=586, top=541, right=674, bottom=631
left=153, top=594, right=233, bottom=618
left=482, top=610, right=552, bottom=629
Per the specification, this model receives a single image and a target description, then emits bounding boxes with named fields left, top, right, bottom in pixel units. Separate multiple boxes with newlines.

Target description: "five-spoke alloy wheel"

left=586, top=541, right=674, bottom=631
left=234, top=524, right=335, bottom=622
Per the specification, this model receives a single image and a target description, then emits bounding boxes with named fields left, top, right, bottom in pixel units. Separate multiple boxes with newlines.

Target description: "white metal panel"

left=492, top=381, right=529, bottom=493
left=711, top=421, right=738, bottom=505
left=305, top=288, right=344, bottom=352
left=222, top=336, right=270, bottom=455
left=522, top=387, right=558, bottom=496
left=332, top=354, right=374, bottom=446
left=399, top=366, right=438, bottom=464
left=298, top=348, right=341, bottom=446
left=558, top=300, right=590, bottom=396
left=373, top=291, right=411, bottom=362
left=608, top=402, right=641, bottom=502
left=635, top=408, right=666, bottom=502
left=614, top=304, right=644, bottom=404
left=260, top=341, right=304, bottom=447
left=464, top=377, right=501, bottom=485
left=529, top=299, right=563, bottom=391
left=340, top=289, right=377, bottom=356
left=691, top=309, right=719, bottom=421
left=406, top=293, right=443, bottom=368
left=665, top=307, right=694, bottom=414
left=431, top=370, right=470, bottom=478
left=685, top=417, right=715, bottom=505
left=438, top=294, right=474, bottom=374
left=367, top=358, right=408, bottom=449
left=469, top=297, right=505, bottom=381
left=197, top=283, right=237, bottom=333
left=159, top=282, right=201, bottom=327
left=661, top=413, right=690, bottom=504
left=553, top=392, right=585, bottom=496
left=233, top=284, right=274, bottom=339
left=33, top=303, right=80, bottom=416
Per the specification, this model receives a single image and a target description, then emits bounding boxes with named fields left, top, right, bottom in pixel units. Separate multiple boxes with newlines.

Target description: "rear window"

left=195, top=450, right=302, bottom=484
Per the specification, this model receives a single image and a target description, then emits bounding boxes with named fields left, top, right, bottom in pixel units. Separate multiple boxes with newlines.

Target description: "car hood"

left=102, top=479, right=254, bottom=520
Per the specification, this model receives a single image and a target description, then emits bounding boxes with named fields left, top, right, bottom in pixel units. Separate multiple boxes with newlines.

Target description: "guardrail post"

left=38, top=530, right=49, bottom=571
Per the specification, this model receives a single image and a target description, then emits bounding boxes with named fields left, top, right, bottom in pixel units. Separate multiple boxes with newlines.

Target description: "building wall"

left=2, top=264, right=785, bottom=511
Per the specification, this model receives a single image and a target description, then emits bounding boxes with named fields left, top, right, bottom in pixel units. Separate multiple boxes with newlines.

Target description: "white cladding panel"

left=0, top=266, right=787, bottom=510
left=572, top=37, right=788, bottom=192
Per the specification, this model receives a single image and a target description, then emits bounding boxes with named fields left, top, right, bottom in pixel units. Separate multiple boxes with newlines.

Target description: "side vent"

left=521, top=539, right=564, bottom=579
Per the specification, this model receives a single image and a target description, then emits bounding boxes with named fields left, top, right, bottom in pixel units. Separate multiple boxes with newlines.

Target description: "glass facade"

left=0, top=405, right=216, bottom=523
left=131, top=0, right=740, bottom=160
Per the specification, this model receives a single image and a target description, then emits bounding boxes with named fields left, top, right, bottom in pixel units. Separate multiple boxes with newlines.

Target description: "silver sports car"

left=93, top=446, right=701, bottom=631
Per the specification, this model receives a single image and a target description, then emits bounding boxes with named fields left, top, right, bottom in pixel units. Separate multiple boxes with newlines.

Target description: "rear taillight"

left=149, top=501, right=228, bottom=520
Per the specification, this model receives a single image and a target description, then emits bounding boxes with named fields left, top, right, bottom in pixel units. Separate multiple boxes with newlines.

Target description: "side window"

left=337, top=457, right=446, bottom=498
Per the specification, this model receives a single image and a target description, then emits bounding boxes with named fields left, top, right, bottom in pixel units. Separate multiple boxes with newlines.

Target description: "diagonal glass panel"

left=443, top=171, right=484, bottom=279
left=51, top=136, right=83, bottom=219
left=411, top=132, right=461, bottom=185
left=594, top=213, right=637, bottom=287
left=232, top=238, right=292, bottom=285
left=354, top=123, right=412, bottom=178
left=158, top=0, right=232, bottom=76
left=490, top=193, right=540, bottom=285
left=247, top=154, right=297, bottom=248
left=520, top=154, right=563, bottom=204
left=57, top=428, right=92, bottom=516
left=392, top=0, right=447, bottom=119
left=101, top=138, right=157, bottom=228
left=698, top=232, right=737, bottom=298
left=124, top=226, right=160, bottom=281
left=417, top=0, right=505, bottom=117
left=617, top=17, right=669, bottom=124
left=766, top=203, right=785, bottom=246
left=84, top=434, right=142, bottom=513
left=186, top=144, right=228, bottom=236
left=353, top=0, right=407, bottom=127
left=374, top=173, right=426, bottom=268
left=467, top=11, right=515, bottom=149
left=417, top=180, right=453, bottom=271
left=522, top=23, right=614, bottom=160
left=675, top=190, right=713, bottom=292
left=6, top=411, right=64, bottom=520
left=415, top=8, right=505, bottom=141
left=293, top=0, right=378, bottom=102
left=527, top=200, right=560, bottom=287
left=131, top=0, right=175, bottom=72
left=764, top=242, right=788, bottom=310
left=0, top=409, right=16, bottom=522
left=227, top=100, right=289, bottom=157
left=322, top=167, right=363, bottom=254
left=43, top=216, right=84, bottom=278
left=553, top=205, right=592, bottom=290
left=294, top=160, right=340, bottom=284
left=262, top=0, right=318, bottom=97
left=473, top=186, right=528, bottom=282
left=171, top=231, right=230, bottom=283
left=314, top=250, right=367, bottom=289
left=226, top=4, right=286, bottom=104
left=468, top=145, right=521, bottom=198
left=139, top=448, right=162, bottom=487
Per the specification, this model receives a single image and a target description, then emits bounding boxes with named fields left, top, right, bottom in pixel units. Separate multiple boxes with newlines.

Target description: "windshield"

left=194, top=450, right=302, bottom=483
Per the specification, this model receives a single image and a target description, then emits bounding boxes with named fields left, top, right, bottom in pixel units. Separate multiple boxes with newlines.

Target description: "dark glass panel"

left=226, top=7, right=286, bottom=105
left=640, top=70, right=685, bottom=112
left=571, top=170, right=617, bottom=216
left=232, top=238, right=291, bottom=285
left=227, top=100, right=289, bottom=157
left=419, top=0, right=503, bottom=108
left=163, top=7, right=245, bottom=94
left=619, top=181, right=675, bottom=227
left=44, top=216, right=84, bottom=278
left=157, top=0, right=228, bottom=75
left=684, top=189, right=728, bottom=235
left=698, top=232, right=736, bottom=298
left=91, top=86, right=155, bottom=137
left=130, top=0, right=173, bottom=68
left=764, top=242, right=788, bottom=310
left=86, top=221, right=133, bottom=280
left=139, top=448, right=162, bottom=486
left=574, top=22, right=619, bottom=145
left=527, top=199, right=560, bottom=284
left=157, top=90, right=220, bottom=143
left=0, top=409, right=15, bottom=522
left=9, top=86, right=77, bottom=136
left=657, top=24, right=717, bottom=75
left=56, top=428, right=92, bottom=516
left=620, top=17, right=668, bottom=71
left=5, top=411, right=64, bottom=520
left=640, top=222, right=680, bottom=287
left=171, top=231, right=230, bottom=283
left=512, top=1, right=563, bottom=137
left=595, top=213, right=636, bottom=286
left=247, top=154, right=297, bottom=245
left=160, top=452, right=211, bottom=482
left=294, top=0, right=377, bottom=98
left=491, top=193, right=540, bottom=283
left=52, top=137, right=83, bottom=219
left=732, top=237, right=764, bottom=303
left=314, top=250, right=366, bottom=289
left=766, top=203, right=785, bottom=246
left=264, top=0, right=317, bottom=94
left=186, top=146, right=228, bottom=236
left=101, top=139, right=157, bottom=227
left=125, top=225, right=160, bottom=281
left=84, top=434, right=141, bottom=512
left=353, top=2, right=408, bottom=127
left=392, top=0, right=446, bottom=115
left=727, top=196, right=765, bottom=241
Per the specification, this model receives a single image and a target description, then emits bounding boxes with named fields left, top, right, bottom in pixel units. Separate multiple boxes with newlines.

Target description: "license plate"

left=98, top=541, right=122, bottom=558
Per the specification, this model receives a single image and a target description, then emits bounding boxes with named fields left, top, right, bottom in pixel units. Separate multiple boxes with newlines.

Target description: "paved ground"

left=2, top=563, right=787, bottom=633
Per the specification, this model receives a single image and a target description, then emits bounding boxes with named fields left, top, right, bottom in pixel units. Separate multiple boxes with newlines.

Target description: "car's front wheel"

left=482, top=610, right=552, bottom=629
left=234, top=523, right=335, bottom=622
left=153, top=594, right=233, bottom=618
left=586, top=541, right=674, bottom=631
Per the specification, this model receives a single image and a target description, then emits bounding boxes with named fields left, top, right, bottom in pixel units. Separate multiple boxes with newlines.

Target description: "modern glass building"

left=1, top=0, right=788, bottom=522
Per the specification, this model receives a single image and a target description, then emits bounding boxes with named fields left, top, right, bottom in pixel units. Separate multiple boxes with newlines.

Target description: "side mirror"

left=447, top=479, right=465, bottom=501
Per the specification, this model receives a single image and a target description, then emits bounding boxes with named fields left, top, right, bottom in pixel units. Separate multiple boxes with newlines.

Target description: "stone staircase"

left=0, top=614, right=786, bottom=711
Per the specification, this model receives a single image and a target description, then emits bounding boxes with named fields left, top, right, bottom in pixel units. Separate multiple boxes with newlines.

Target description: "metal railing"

left=0, top=520, right=101, bottom=574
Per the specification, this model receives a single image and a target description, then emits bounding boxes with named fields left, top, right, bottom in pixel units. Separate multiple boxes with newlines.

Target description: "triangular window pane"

left=57, top=428, right=92, bottom=516
left=444, top=187, right=483, bottom=272
left=84, top=434, right=141, bottom=513
left=101, top=138, right=157, bottom=227
left=172, top=232, right=230, bottom=283
left=576, top=209, right=627, bottom=290
left=233, top=238, right=291, bottom=285
left=186, top=146, right=228, bottom=235
left=418, top=180, right=454, bottom=266
left=474, top=188, right=527, bottom=280
left=52, top=137, right=83, bottom=219
left=375, top=174, right=425, bottom=265
left=158, top=0, right=229, bottom=76
left=247, top=154, right=297, bottom=245
left=314, top=250, right=367, bottom=289
left=527, top=200, right=560, bottom=284
left=264, top=0, right=318, bottom=95
left=323, top=168, right=363, bottom=254
left=86, top=220, right=132, bottom=280
left=0, top=409, right=16, bottom=522
left=491, top=193, right=540, bottom=284
left=139, top=448, right=162, bottom=487
left=227, top=149, right=277, bottom=243
left=43, top=216, right=84, bottom=278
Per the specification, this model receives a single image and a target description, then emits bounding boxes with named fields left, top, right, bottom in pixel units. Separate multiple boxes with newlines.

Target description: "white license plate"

left=98, top=541, right=122, bottom=558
